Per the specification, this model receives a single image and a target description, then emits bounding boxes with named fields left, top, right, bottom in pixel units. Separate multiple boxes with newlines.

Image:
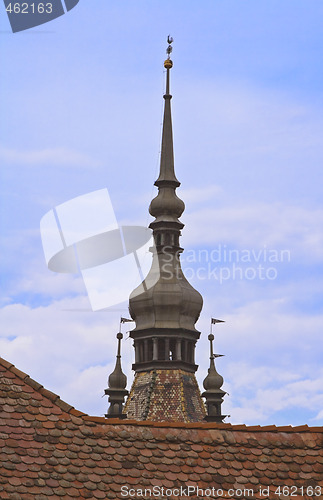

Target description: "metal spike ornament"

left=202, top=331, right=227, bottom=423
left=164, top=35, right=173, bottom=72
left=105, top=332, right=129, bottom=419
left=166, top=35, right=173, bottom=56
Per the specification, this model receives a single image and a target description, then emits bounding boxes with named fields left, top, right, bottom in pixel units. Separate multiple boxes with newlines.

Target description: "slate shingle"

left=1, top=357, right=322, bottom=499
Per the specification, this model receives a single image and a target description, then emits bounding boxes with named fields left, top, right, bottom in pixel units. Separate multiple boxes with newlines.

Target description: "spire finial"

left=164, top=35, right=173, bottom=94
left=202, top=321, right=227, bottom=423
left=148, top=35, right=179, bottom=192
left=165, top=35, right=173, bottom=62
left=105, top=330, right=129, bottom=419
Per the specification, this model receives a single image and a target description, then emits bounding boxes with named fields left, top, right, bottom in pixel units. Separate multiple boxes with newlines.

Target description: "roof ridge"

left=1, top=356, right=323, bottom=432
left=82, top=416, right=323, bottom=432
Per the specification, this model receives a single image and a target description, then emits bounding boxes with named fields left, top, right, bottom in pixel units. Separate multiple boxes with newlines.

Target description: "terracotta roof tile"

left=0, top=356, right=323, bottom=499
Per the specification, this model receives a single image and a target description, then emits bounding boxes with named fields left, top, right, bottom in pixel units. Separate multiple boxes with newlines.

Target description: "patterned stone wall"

left=124, top=369, right=206, bottom=422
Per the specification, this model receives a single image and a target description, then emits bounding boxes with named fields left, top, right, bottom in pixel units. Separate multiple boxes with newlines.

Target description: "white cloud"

left=3, top=197, right=322, bottom=425
left=225, top=368, right=323, bottom=426
left=194, top=292, right=323, bottom=426
left=176, top=80, right=323, bottom=169
left=180, top=185, right=223, bottom=205
left=0, top=145, right=101, bottom=168
left=182, top=198, right=323, bottom=262
left=17, top=268, right=85, bottom=297
left=0, top=297, right=133, bottom=415
left=63, top=364, right=112, bottom=417
left=225, top=299, right=323, bottom=346
left=313, top=409, right=323, bottom=421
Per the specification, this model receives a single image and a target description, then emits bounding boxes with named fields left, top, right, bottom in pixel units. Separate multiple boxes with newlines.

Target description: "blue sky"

left=1, top=0, right=323, bottom=425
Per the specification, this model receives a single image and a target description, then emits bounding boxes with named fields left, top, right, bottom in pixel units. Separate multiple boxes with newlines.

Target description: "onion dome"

left=129, top=39, right=202, bottom=337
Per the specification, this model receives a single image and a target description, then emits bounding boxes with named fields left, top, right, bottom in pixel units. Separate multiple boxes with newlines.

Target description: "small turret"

left=105, top=332, right=128, bottom=419
left=202, top=323, right=227, bottom=423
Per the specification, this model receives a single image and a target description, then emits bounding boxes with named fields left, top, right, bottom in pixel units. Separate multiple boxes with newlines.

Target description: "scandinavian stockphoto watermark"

left=40, top=189, right=291, bottom=310
left=3, top=0, right=80, bottom=33
left=163, top=245, right=291, bottom=284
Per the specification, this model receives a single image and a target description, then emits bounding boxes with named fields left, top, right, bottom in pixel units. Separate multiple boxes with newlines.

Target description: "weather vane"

left=164, top=35, right=174, bottom=77
left=166, top=35, right=173, bottom=59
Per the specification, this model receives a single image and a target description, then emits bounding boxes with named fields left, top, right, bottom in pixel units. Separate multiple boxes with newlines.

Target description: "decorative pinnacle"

left=208, top=334, right=215, bottom=359
left=105, top=331, right=129, bottom=419
left=164, top=35, right=173, bottom=72
left=203, top=334, right=224, bottom=391
left=202, top=335, right=227, bottom=422
left=108, top=332, right=127, bottom=390
left=207, top=334, right=224, bottom=359
left=202, top=323, right=227, bottom=422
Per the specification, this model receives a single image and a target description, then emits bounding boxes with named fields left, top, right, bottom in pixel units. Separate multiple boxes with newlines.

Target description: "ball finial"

left=164, top=59, right=173, bottom=69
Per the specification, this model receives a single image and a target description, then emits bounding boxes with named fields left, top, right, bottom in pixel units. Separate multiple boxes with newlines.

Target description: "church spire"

left=125, top=38, right=206, bottom=422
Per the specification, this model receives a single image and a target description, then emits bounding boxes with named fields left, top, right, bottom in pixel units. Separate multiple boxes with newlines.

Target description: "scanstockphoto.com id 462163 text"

left=120, top=484, right=323, bottom=498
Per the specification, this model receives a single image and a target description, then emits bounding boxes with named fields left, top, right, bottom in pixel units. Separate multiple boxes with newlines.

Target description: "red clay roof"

left=1, top=356, right=322, bottom=499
